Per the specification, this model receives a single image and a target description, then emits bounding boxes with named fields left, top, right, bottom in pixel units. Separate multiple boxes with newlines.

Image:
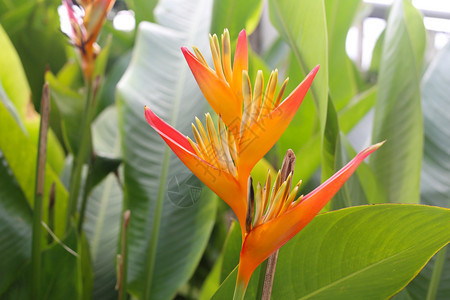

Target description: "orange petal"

left=238, top=66, right=319, bottom=171
left=85, top=0, right=116, bottom=41
left=144, top=106, right=246, bottom=223
left=231, top=29, right=248, bottom=104
left=181, top=47, right=242, bottom=131
left=237, top=142, right=384, bottom=283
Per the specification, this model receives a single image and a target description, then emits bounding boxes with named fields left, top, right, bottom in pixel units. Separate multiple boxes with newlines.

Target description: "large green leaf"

left=213, top=204, right=450, bottom=298
left=1, top=0, right=67, bottom=108
left=0, top=24, right=65, bottom=174
left=116, top=0, right=218, bottom=298
left=277, top=52, right=320, bottom=162
left=370, top=0, right=425, bottom=204
left=83, top=106, right=123, bottom=299
left=0, top=101, right=68, bottom=237
left=289, top=86, right=378, bottom=194
left=1, top=227, right=83, bottom=300
left=268, top=0, right=329, bottom=192
left=269, top=0, right=328, bottom=133
left=0, top=25, right=29, bottom=118
left=125, top=0, right=158, bottom=25
left=325, top=0, right=359, bottom=108
left=40, top=229, right=83, bottom=300
left=406, top=42, right=450, bottom=300
left=219, top=222, right=242, bottom=283
left=0, top=150, right=32, bottom=296
left=419, top=44, right=450, bottom=209
left=210, top=0, right=263, bottom=39
left=199, top=221, right=241, bottom=300
left=369, top=30, right=385, bottom=75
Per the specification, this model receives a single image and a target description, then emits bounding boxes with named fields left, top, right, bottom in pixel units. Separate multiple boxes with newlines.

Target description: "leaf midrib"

left=145, top=0, right=211, bottom=296
left=91, top=118, right=121, bottom=260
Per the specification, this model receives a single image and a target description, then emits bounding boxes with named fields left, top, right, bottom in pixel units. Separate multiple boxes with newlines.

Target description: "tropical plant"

left=0, top=0, right=448, bottom=299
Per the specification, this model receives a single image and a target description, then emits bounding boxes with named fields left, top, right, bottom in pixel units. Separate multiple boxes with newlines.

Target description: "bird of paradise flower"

left=144, top=28, right=382, bottom=299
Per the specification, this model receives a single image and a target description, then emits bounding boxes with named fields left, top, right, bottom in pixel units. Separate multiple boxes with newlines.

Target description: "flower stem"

left=233, top=279, right=247, bottom=300
left=31, top=83, right=51, bottom=298
left=117, top=210, right=131, bottom=300
left=426, top=245, right=448, bottom=300
left=66, top=80, right=95, bottom=231
left=256, top=260, right=268, bottom=299
left=261, top=149, right=296, bottom=299
left=77, top=157, right=94, bottom=233
left=261, top=249, right=279, bottom=299
left=47, top=183, right=56, bottom=244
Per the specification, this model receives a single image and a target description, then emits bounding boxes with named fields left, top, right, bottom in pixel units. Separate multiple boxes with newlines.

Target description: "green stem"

left=77, top=159, right=94, bottom=233
left=47, top=183, right=55, bottom=244
left=426, top=245, right=448, bottom=300
left=143, top=148, right=171, bottom=299
left=66, top=80, right=95, bottom=231
left=118, top=210, right=131, bottom=300
left=32, top=83, right=51, bottom=299
left=233, top=279, right=247, bottom=300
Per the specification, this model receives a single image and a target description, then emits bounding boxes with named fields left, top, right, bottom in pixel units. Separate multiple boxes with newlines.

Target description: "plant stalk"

left=233, top=279, right=247, bottom=300
left=256, top=260, right=268, bottom=299
left=117, top=210, right=131, bottom=300
left=261, top=149, right=296, bottom=300
left=77, top=155, right=94, bottom=233
left=261, top=249, right=280, bottom=300
left=426, top=245, right=448, bottom=300
left=47, top=182, right=55, bottom=244
left=66, top=80, right=95, bottom=231
left=31, top=83, right=51, bottom=299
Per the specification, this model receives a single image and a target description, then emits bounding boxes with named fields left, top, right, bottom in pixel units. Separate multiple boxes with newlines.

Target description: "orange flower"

left=145, top=108, right=248, bottom=228
left=233, top=142, right=384, bottom=298
left=63, top=0, right=115, bottom=80
left=181, top=30, right=319, bottom=173
left=145, top=29, right=318, bottom=234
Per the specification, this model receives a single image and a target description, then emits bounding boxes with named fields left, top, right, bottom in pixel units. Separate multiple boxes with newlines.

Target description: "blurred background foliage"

left=0, top=0, right=449, bottom=299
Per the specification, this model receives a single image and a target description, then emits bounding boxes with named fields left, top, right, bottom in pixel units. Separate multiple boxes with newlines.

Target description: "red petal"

left=145, top=106, right=194, bottom=152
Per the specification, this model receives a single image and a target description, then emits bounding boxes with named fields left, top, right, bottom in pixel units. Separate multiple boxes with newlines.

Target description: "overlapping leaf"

left=370, top=0, right=426, bottom=204
left=116, top=0, right=217, bottom=298
left=213, top=205, right=450, bottom=299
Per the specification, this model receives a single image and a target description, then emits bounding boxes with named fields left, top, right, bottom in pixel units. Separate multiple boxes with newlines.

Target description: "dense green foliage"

left=0, top=0, right=448, bottom=299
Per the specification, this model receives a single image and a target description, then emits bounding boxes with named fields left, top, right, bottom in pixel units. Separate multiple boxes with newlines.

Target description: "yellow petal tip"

left=372, top=140, right=386, bottom=150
